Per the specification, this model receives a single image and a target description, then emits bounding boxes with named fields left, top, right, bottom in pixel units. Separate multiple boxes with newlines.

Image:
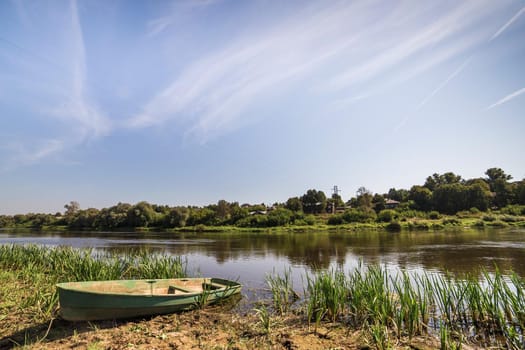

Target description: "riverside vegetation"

left=1, top=168, right=525, bottom=232
left=1, top=245, right=524, bottom=349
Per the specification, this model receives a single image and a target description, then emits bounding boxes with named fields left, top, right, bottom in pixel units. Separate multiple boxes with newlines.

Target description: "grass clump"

left=268, top=263, right=525, bottom=348
left=0, top=244, right=187, bottom=330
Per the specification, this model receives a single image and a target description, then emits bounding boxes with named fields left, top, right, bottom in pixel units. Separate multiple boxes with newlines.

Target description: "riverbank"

left=1, top=245, right=523, bottom=349
left=0, top=269, right=463, bottom=350
left=3, top=213, right=525, bottom=234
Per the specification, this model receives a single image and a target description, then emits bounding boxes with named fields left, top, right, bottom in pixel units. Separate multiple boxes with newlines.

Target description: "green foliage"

left=342, top=208, right=377, bottom=223
left=356, top=186, right=374, bottom=211
left=301, top=189, right=327, bottom=214
left=409, top=185, right=433, bottom=211
left=285, top=197, right=303, bottom=212
left=267, top=208, right=294, bottom=227
left=442, top=218, right=461, bottom=226
left=377, top=209, right=396, bottom=222
left=327, top=215, right=344, bottom=225
left=126, top=201, right=158, bottom=227
left=2, top=167, right=523, bottom=231
left=387, top=188, right=409, bottom=202
left=266, top=268, right=298, bottom=315
left=424, top=172, right=462, bottom=191
left=428, top=211, right=441, bottom=219
left=500, top=205, right=525, bottom=216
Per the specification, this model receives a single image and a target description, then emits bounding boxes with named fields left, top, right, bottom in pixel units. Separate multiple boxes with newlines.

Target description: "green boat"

left=56, top=277, right=241, bottom=321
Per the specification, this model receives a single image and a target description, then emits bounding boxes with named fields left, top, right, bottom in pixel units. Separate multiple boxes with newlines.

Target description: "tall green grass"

left=0, top=244, right=186, bottom=282
left=268, top=264, right=525, bottom=348
left=266, top=267, right=298, bottom=315
left=0, top=244, right=187, bottom=322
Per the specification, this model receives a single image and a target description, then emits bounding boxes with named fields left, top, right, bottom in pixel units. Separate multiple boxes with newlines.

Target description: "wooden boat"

left=56, top=277, right=241, bottom=321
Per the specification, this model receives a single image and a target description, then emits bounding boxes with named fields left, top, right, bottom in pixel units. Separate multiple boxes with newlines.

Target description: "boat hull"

left=57, top=277, right=241, bottom=321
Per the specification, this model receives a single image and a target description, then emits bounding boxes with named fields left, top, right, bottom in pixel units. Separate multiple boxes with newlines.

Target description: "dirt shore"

left=2, top=305, right=476, bottom=350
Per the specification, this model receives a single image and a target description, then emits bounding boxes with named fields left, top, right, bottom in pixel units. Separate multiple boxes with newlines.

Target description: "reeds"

left=268, top=263, right=525, bottom=348
left=266, top=267, right=298, bottom=315
left=0, top=244, right=187, bottom=322
left=0, top=244, right=186, bottom=282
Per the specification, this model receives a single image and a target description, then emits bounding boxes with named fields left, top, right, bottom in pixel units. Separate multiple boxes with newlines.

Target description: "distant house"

left=384, top=199, right=400, bottom=209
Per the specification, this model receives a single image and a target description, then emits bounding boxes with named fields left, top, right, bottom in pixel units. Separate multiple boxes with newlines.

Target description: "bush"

left=342, top=209, right=376, bottom=223
left=442, top=218, right=460, bottom=226
left=327, top=215, right=344, bottom=225
left=304, top=215, right=316, bottom=225
left=377, top=209, right=396, bottom=222
left=428, top=211, right=441, bottom=220
left=469, top=207, right=480, bottom=214
left=501, top=215, right=518, bottom=223
left=500, top=205, right=525, bottom=216
left=482, top=215, right=496, bottom=222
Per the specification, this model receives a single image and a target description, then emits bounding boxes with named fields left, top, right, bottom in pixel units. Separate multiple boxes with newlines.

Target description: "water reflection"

left=1, top=228, right=525, bottom=282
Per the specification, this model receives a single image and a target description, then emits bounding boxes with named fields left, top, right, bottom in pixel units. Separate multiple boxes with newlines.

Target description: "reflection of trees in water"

left=13, top=229, right=525, bottom=278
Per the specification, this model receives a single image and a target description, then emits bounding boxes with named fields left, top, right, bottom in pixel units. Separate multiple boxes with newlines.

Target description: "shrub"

left=342, top=209, right=376, bottom=223
left=482, top=215, right=496, bottom=222
left=500, top=205, right=525, bottom=216
left=428, top=211, right=441, bottom=220
left=377, top=210, right=396, bottom=222
left=327, top=215, right=344, bottom=225
left=469, top=207, right=480, bottom=214
left=501, top=215, right=518, bottom=223
left=442, top=218, right=460, bottom=226
left=304, top=215, right=316, bottom=225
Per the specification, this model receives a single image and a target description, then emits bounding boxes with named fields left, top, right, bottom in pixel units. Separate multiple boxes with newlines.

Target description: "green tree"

left=466, top=182, right=491, bottom=211
left=301, top=189, right=327, bottom=214
left=424, top=172, right=462, bottom=191
left=267, top=208, right=293, bottom=226
left=285, top=197, right=303, bottom=212
left=387, top=188, right=409, bottom=202
left=356, top=187, right=373, bottom=211
left=64, top=201, right=80, bottom=216
left=485, top=167, right=512, bottom=188
left=163, top=207, right=189, bottom=227
left=372, top=193, right=386, bottom=212
left=409, top=185, right=433, bottom=211
left=432, top=183, right=468, bottom=214
left=127, top=201, right=157, bottom=227
left=216, top=200, right=231, bottom=222
left=515, top=180, right=525, bottom=205
left=485, top=168, right=513, bottom=208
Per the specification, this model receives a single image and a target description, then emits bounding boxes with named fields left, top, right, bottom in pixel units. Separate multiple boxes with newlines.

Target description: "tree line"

left=1, top=167, right=524, bottom=230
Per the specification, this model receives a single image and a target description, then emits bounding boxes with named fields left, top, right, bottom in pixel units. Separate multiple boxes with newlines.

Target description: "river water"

left=1, top=228, right=524, bottom=295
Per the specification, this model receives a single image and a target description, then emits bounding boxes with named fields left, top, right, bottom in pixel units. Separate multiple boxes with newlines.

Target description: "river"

left=1, top=228, right=524, bottom=295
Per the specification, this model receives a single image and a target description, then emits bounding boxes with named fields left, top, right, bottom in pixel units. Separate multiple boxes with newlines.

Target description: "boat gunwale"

left=56, top=277, right=241, bottom=298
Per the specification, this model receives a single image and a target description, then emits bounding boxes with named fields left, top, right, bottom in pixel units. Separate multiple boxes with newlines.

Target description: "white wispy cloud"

left=146, top=0, right=221, bottom=37
left=393, top=57, right=472, bottom=134
left=0, top=139, right=65, bottom=172
left=51, top=0, right=110, bottom=139
left=4, top=0, right=110, bottom=169
left=130, top=0, right=503, bottom=142
left=490, top=5, right=525, bottom=41
left=487, top=87, right=525, bottom=110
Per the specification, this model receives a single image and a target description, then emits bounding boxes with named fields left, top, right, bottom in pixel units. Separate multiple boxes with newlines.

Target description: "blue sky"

left=1, top=0, right=524, bottom=214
